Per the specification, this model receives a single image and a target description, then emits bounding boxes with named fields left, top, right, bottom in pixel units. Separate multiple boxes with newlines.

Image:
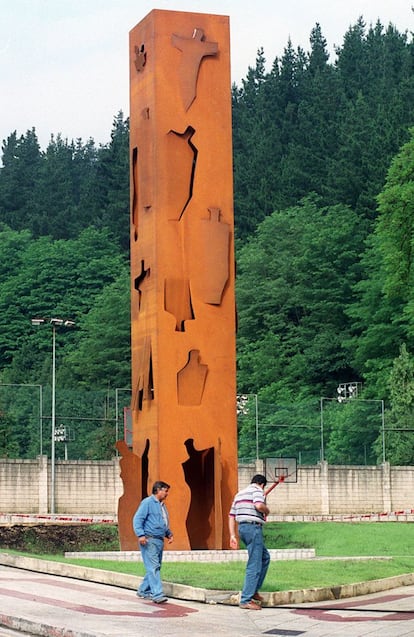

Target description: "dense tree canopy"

left=236, top=195, right=365, bottom=401
left=0, top=112, right=129, bottom=247
left=1, top=20, right=414, bottom=463
left=232, top=19, right=414, bottom=240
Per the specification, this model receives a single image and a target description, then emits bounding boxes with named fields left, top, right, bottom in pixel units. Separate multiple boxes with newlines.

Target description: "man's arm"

left=228, top=514, right=238, bottom=549
left=133, top=499, right=148, bottom=543
left=165, top=522, right=174, bottom=544
left=255, top=501, right=270, bottom=516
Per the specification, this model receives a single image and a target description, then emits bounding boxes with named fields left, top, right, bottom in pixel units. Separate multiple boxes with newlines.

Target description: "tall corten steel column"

left=126, top=9, right=237, bottom=550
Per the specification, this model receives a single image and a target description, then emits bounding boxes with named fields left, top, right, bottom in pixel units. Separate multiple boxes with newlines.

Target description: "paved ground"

left=1, top=560, right=414, bottom=637
left=0, top=629, right=32, bottom=637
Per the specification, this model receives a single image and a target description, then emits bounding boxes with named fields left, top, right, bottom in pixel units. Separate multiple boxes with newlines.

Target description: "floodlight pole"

left=39, top=384, right=43, bottom=455
left=31, top=317, right=75, bottom=514
left=255, top=393, right=259, bottom=461
left=51, top=321, right=57, bottom=513
left=381, top=399, right=385, bottom=463
left=320, top=397, right=326, bottom=462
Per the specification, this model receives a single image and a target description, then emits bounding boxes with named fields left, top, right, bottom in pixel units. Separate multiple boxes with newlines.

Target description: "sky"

left=1, top=0, right=413, bottom=149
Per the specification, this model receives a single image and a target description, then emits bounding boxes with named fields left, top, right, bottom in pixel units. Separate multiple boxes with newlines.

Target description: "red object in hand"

left=264, top=475, right=286, bottom=496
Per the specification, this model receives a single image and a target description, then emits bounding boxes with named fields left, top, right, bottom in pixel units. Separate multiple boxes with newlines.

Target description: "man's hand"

left=230, top=535, right=238, bottom=549
left=167, top=534, right=174, bottom=544
left=138, top=536, right=147, bottom=546
left=256, top=502, right=270, bottom=516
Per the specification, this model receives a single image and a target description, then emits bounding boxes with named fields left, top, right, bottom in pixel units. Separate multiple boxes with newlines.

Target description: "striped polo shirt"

left=229, top=483, right=266, bottom=525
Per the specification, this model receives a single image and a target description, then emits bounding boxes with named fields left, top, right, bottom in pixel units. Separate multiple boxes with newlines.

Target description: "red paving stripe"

left=293, top=594, right=414, bottom=623
left=4, top=576, right=136, bottom=599
left=0, top=587, right=197, bottom=619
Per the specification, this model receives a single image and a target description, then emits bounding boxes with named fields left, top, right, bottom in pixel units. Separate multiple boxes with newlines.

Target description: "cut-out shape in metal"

left=183, top=438, right=215, bottom=548
left=133, top=335, right=153, bottom=410
left=116, top=439, right=150, bottom=550
left=164, top=277, right=194, bottom=331
left=115, top=440, right=141, bottom=550
left=171, top=28, right=218, bottom=110
left=131, top=147, right=139, bottom=241
left=190, top=207, right=231, bottom=304
left=167, top=126, right=197, bottom=220
left=134, top=260, right=150, bottom=312
left=177, top=349, right=208, bottom=405
left=133, top=261, right=154, bottom=410
left=134, top=44, right=147, bottom=72
left=135, top=108, right=153, bottom=216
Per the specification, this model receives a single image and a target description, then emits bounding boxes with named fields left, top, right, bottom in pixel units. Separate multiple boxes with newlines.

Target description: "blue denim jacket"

left=133, top=494, right=172, bottom=539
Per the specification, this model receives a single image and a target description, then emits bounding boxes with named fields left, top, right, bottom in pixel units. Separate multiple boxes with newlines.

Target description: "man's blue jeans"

left=138, top=537, right=165, bottom=600
left=238, top=523, right=270, bottom=604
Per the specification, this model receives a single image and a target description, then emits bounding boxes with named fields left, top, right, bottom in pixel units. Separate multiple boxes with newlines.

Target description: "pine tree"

left=0, top=129, right=42, bottom=230
left=380, top=344, right=414, bottom=464
left=95, top=111, right=130, bottom=251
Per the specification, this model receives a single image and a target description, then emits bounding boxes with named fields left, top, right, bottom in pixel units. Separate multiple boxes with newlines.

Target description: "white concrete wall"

left=0, top=457, right=122, bottom=515
left=0, top=457, right=413, bottom=516
left=0, top=459, right=41, bottom=513
left=54, top=460, right=122, bottom=514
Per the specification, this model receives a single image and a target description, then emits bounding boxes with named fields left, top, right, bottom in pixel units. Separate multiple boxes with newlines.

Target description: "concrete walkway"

left=1, top=553, right=414, bottom=636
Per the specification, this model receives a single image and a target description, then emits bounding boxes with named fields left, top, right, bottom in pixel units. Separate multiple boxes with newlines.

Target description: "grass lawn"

left=15, top=521, right=414, bottom=592
left=263, top=521, right=414, bottom=557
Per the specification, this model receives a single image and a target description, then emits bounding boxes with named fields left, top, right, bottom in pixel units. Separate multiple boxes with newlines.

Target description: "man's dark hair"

left=152, top=480, right=170, bottom=494
left=251, top=474, right=267, bottom=486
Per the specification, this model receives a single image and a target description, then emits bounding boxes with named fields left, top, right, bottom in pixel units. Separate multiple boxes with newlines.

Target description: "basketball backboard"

left=265, top=457, right=297, bottom=483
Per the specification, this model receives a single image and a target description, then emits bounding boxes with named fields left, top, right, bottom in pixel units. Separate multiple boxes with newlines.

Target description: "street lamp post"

left=380, top=398, right=386, bottom=464
left=31, top=317, right=75, bottom=514
left=320, top=397, right=326, bottom=462
left=254, top=394, right=259, bottom=461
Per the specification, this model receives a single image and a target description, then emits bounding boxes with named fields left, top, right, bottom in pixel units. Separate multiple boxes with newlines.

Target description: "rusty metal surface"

left=118, top=10, right=237, bottom=551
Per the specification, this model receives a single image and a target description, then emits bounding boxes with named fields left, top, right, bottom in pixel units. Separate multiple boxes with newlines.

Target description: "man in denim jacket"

left=133, top=480, right=174, bottom=603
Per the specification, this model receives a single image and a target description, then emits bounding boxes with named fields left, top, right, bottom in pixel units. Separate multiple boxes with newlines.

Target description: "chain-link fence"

left=237, top=394, right=386, bottom=465
left=0, top=385, right=390, bottom=464
left=0, top=384, right=132, bottom=460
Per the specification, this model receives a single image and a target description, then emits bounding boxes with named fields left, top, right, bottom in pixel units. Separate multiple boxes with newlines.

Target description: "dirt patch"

left=0, top=524, right=119, bottom=554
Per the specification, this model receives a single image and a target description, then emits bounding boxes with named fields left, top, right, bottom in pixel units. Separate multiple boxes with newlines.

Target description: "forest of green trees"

left=1, top=18, right=414, bottom=465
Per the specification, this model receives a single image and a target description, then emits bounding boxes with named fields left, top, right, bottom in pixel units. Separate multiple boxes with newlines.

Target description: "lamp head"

left=31, top=318, right=46, bottom=326
left=50, top=318, right=64, bottom=326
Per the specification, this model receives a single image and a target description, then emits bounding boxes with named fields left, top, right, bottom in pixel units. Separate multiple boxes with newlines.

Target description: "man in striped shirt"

left=229, top=474, right=270, bottom=610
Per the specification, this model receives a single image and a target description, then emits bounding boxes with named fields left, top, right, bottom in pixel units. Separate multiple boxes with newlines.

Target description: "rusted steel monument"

left=118, top=9, right=237, bottom=551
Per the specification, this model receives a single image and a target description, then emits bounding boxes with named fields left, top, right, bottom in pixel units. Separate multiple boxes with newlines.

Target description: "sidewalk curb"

left=0, top=612, right=97, bottom=637
left=2, top=551, right=414, bottom=605
left=1, top=551, right=414, bottom=637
